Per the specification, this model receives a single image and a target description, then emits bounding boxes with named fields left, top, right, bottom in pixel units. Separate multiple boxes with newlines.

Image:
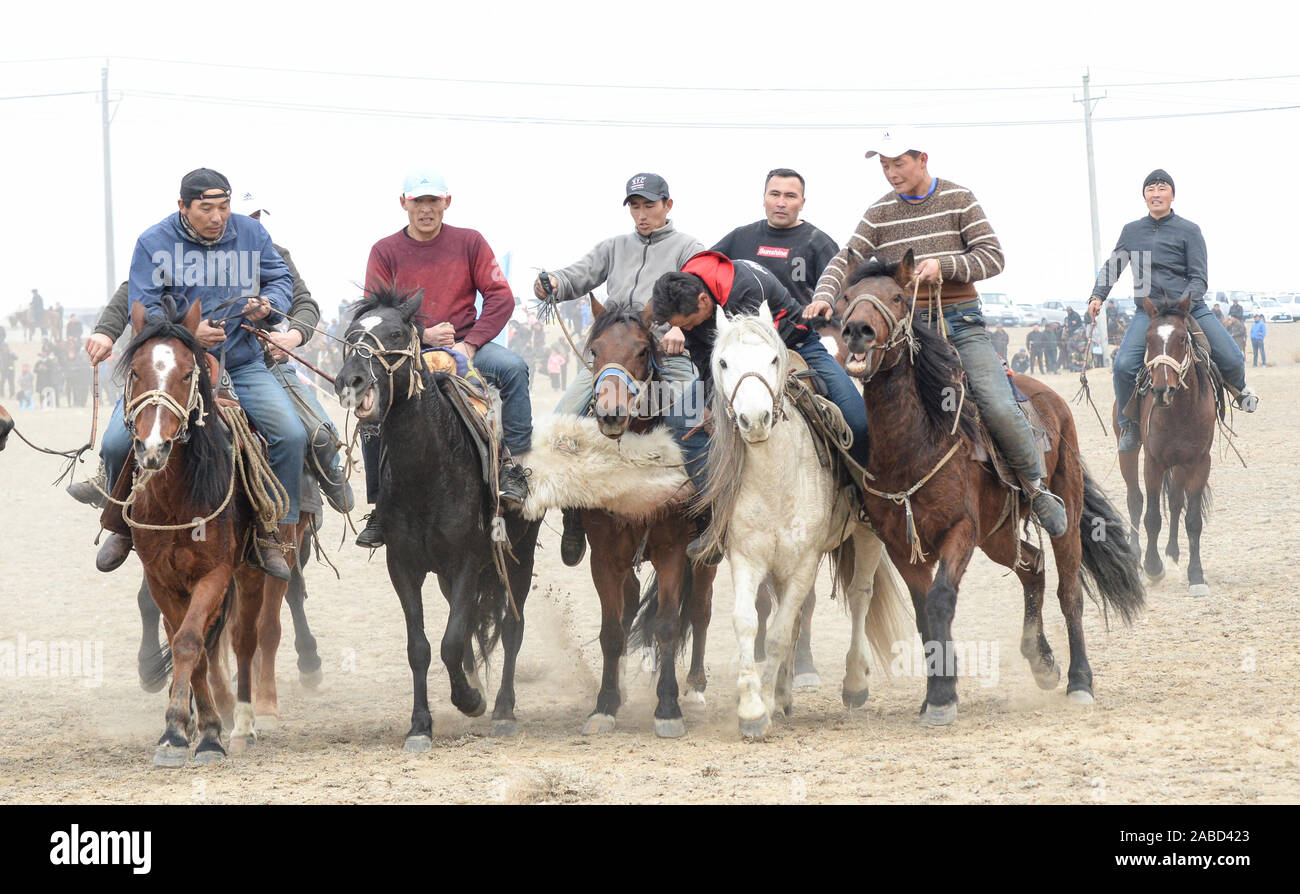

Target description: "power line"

left=0, top=90, right=99, bottom=101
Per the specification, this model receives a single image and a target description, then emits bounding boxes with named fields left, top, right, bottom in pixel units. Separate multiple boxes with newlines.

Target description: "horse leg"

left=253, top=574, right=289, bottom=728
left=792, top=588, right=820, bottom=689
left=229, top=566, right=265, bottom=753
left=440, top=562, right=487, bottom=719
left=759, top=560, right=818, bottom=723
left=206, top=613, right=235, bottom=726
left=842, top=529, right=884, bottom=708
left=1118, top=447, right=1143, bottom=553
left=490, top=520, right=538, bottom=737
left=1141, top=453, right=1166, bottom=581
left=646, top=532, right=687, bottom=738
left=1185, top=454, right=1212, bottom=597
left=136, top=575, right=170, bottom=693
left=1165, top=465, right=1187, bottom=567
left=731, top=555, right=770, bottom=739
left=152, top=569, right=230, bottom=768
left=754, top=576, right=774, bottom=663
left=683, top=564, right=716, bottom=705
left=286, top=529, right=322, bottom=688
left=387, top=554, right=433, bottom=751
left=982, top=525, right=1057, bottom=691
left=625, top=569, right=653, bottom=677
left=191, top=647, right=226, bottom=765
left=919, top=523, right=976, bottom=727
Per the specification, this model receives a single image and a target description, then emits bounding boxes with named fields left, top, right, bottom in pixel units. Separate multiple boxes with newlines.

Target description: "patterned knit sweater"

left=812, top=177, right=1004, bottom=306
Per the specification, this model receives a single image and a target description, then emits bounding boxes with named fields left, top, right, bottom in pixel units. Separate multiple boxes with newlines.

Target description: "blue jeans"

left=921, top=304, right=1043, bottom=482
left=1113, top=301, right=1247, bottom=427
left=473, top=341, right=532, bottom=455
left=102, top=360, right=305, bottom=522
left=670, top=340, right=870, bottom=499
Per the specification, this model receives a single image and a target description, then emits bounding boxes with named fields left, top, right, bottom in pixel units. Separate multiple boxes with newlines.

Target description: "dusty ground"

left=1, top=323, right=1297, bottom=804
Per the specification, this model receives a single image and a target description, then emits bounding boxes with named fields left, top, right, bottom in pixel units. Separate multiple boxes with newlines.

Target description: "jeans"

left=669, top=339, right=870, bottom=499
left=473, top=341, right=532, bottom=455
left=922, top=305, right=1043, bottom=483
left=1113, top=301, right=1247, bottom=428
left=102, top=359, right=305, bottom=522
left=269, top=361, right=344, bottom=480
left=1252, top=339, right=1266, bottom=367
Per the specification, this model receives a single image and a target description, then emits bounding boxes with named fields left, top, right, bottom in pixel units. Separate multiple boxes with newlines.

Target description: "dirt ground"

left=1, top=322, right=1297, bottom=804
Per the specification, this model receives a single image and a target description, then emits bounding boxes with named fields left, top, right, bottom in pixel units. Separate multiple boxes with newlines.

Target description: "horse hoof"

left=739, top=714, right=772, bottom=740
left=1033, top=663, right=1062, bottom=691
left=254, top=715, right=279, bottom=731
left=464, top=695, right=487, bottom=718
left=842, top=688, right=869, bottom=708
left=654, top=717, right=686, bottom=739
left=403, top=735, right=433, bottom=753
left=682, top=690, right=706, bottom=707
left=793, top=672, right=822, bottom=691
left=919, top=702, right=957, bottom=727
left=1188, top=583, right=1211, bottom=598
left=582, top=713, right=617, bottom=736
left=193, top=747, right=226, bottom=766
left=490, top=719, right=518, bottom=738
left=152, top=745, right=188, bottom=769
left=229, top=734, right=256, bottom=755
left=1067, top=689, right=1095, bottom=705
left=299, top=668, right=324, bottom=689
left=1145, top=567, right=1165, bottom=583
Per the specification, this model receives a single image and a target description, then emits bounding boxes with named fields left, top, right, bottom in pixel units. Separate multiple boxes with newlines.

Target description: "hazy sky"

left=3, top=0, right=1297, bottom=322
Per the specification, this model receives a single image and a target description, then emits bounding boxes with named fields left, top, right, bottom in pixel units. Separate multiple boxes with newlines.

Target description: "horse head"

left=586, top=298, right=662, bottom=439
left=336, top=286, right=425, bottom=422
left=838, top=249, right=916, bottom=381
left=1142, top=295, right=1195, bottom=407
left=712, top=300, right=786, bottom=443
left=121, top=297, right=207, bottom=473
left=0, top=401, right=12, bottom=451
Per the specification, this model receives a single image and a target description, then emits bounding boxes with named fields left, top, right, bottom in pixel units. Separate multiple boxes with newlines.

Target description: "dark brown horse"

left=116, top=298, right=296, bottom=766
left=837, top=252, right=1144, bottom=725
left=1116, top=296, right=1217, bottom=596
left=578, top=300, right=716, bottom=738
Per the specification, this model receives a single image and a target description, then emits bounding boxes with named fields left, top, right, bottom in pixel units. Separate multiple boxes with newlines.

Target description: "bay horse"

left=572, top=300, right=716, bottom=738
left=837, top=252, right=1144, bottom=725
left=1116, top=295, right=1218, bottom=596
left=117, top=297, right=297, bottom=766
left=704, top=301, right=913, bottom=739
left=334, top=286, right=541, bottom=749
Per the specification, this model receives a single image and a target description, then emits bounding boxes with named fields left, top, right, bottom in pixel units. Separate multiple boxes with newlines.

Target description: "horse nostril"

left=738, top=413, right=750, bottom=429
left=761, top=410, right=771, bottom=427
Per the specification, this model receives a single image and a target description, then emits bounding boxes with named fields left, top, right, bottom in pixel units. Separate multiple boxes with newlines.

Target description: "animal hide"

left=520, top=416, right=692, bottom=522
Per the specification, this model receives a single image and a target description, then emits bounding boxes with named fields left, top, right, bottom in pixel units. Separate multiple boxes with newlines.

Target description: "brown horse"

left=837, top=252, right=1144, bottom=725
left=116, top=297, right=296, bottom=766
left=8, top=308, right=60, bottom=341
left=1116, top=296, right=1217, bottom=596
left=576, top=300, right=716, bottom=738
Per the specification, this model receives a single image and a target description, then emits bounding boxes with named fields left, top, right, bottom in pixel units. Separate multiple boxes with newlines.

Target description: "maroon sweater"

left=365, top=224, right=513, bottom=348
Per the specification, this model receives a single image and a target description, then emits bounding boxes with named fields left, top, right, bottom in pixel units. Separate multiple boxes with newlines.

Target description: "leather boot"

left=560, top=508, right=586, bottom=567
left=96, top=533, right=133, bottom=572
left=249, top=529, right=293, bottom=581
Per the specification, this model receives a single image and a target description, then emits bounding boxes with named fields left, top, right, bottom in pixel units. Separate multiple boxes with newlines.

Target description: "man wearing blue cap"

left=354, top=169, right=530, bottom=548
left=1089, top=169, right=1256, bottom=453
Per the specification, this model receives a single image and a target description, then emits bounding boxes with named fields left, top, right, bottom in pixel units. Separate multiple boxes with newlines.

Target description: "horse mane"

left=847, top=255, right=899, bottom=286
left=910, top=318, right=982, bottom=442
left=698, top=314, right=790, bottom=548
left=349, top=283, right=424, bottom=326
left=585, top=301, right=664, bottom=376
left=115, top=295, right=231, bottom=512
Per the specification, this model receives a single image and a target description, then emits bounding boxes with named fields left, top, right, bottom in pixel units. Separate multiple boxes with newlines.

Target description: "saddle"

left=421, top=347, right=501, bottom=490
left=783, top=349, right=858, bottom=477
left=966, top=373, right=1054, bottom=492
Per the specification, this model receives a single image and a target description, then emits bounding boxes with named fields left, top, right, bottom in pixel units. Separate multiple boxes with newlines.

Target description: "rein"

left=8, top=366, right=100, bottom=486
left=345, top=325, right=425, bottom=424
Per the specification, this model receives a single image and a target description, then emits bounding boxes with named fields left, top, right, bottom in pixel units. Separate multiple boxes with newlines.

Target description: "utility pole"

left=1074, top=70, right=1109, bottom=364
left=101, top=61, right=115, bottom=301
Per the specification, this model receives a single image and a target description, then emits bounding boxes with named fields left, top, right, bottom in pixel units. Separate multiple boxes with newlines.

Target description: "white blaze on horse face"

left=1156, top=323, right=1174, bottom=355
left=143, top=344, right=177, bottom=451
left=358, top=314, right=383, bottom=332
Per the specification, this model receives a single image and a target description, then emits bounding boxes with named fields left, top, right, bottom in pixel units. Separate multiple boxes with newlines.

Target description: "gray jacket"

left=551, top=221, right=704, bottom=310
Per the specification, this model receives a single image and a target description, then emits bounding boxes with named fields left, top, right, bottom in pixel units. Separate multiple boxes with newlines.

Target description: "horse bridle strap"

left=123, top=359, right=206, bottom=444
left=841, top=288, right=918, bottom=381
left=723, top=369, right=787, bottom=423
left=347, top=326, right=426, bottom=421
left=594, top=362, right=653, bottom=416
left=1144, top=349, right=1192, bottom=391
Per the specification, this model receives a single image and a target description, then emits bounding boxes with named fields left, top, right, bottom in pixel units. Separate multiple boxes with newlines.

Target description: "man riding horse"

left=1088, top=169, right=1257, bottom=452
left=807, top=125, right=1069, bottom=538
left=653, top=251, right=872, bottom=564
left=94, top=167, right=305, bottom=580
left=533, top=172, right=704, bottom=566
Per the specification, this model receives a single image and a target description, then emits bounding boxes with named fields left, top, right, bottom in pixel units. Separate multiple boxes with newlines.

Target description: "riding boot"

left=95, top=457, right=135, bottom=572
left=498, top=448, right=531, bottom=509
left=318, top=462, right=355, bottom=514
left=686, top=511, right=723, bottom=567
left=560, top=508, right=587, bottom=567
left=67, top=458, right=108, bottom=509
left=1117, top=421, right=1141, bottom=453
left=356, top=505, right=384, bottom=548
left=1027, top=480, right=1068, bottom=539
left=248, top=526, right=293, bottom=581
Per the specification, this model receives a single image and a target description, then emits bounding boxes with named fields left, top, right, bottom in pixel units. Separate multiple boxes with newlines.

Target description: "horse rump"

left=1079, top=468, right=1145, bottom=626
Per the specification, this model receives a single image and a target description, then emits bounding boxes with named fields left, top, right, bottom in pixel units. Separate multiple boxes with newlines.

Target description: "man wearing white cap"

left=809, top=126, right=1068, bottom=537
left=354, top=170, right=530, bottom=548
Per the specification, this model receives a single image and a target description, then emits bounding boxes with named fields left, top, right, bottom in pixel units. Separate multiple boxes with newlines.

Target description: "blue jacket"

left=1092, top=211, right=1207, bottom=305
left=1250, top=320, right=1267, bottom=341
left=128, top=212, right=292, bottom=370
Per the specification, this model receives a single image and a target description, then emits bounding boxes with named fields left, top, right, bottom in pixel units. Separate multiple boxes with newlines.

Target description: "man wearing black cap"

left=533, top=172, right=704, bottom=566
left=93, top=167, right=301, bottom=579
left=1089, top=169, right=1255, bottom=453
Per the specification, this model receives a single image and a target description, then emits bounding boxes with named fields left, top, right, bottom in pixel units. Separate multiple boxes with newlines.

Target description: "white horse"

left=702, top=302, right=912, bottom=739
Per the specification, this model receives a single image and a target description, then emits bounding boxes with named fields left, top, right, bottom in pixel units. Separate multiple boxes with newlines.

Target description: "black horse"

left=335, top=287, right=541, bottom=749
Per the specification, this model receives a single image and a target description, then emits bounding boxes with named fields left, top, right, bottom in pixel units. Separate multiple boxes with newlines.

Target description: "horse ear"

left=896, top=249, right=916, bottom=285
left=591, top=296, right=605, bottom=318
left=757, top=298, right=774, bottom=328
left=1142, top=296, right=1158, bottom=318
left=181, top=297, right=203, bottom=335
left=401, top=291, right=424, bottom=322
left=715, top=303, right=731, bottom=336
left=1177, top=294, right=1191, bottom=315
left=130, top=300, right=147, bottom=336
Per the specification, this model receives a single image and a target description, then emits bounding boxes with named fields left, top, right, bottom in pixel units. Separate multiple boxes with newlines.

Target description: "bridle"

left=344, top=324, right=425, bottom=423
left=594, top=361, right=655, bottom=417
left=716, top=333, right=789, bottom=425
left=1143, top=331, right=1194, bottom=396
left=123, top=349, right=207, bottom=450
left=840, top=286, right=919, bottom=382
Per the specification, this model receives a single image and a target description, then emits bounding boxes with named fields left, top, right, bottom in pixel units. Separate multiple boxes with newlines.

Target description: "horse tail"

left=629, top=564, right=695, bottom=656
left=204, top=580, right=237, bottom=654
left=472, top=565, right=507, bottom=663
left=865, top=550, right=914, bottom=676
left=1079, top=468, right=1145, bottom=626
left=1161, top=469, right=1213, bottom=527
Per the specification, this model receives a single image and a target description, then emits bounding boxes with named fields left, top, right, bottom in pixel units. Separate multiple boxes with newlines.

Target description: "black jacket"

left=1092, top=211, right=1207, bottom=305
left=711, top=220, right=839, bottom=306
left=678, top=251, right=814, bottom=397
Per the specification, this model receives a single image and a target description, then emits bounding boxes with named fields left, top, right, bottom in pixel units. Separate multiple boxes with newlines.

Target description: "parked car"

left=1256, top=298, right=1292, bottom=323
left=1037, top=301, right=1069, bottom=325
left=981, top=302, right=1023, bottom=327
